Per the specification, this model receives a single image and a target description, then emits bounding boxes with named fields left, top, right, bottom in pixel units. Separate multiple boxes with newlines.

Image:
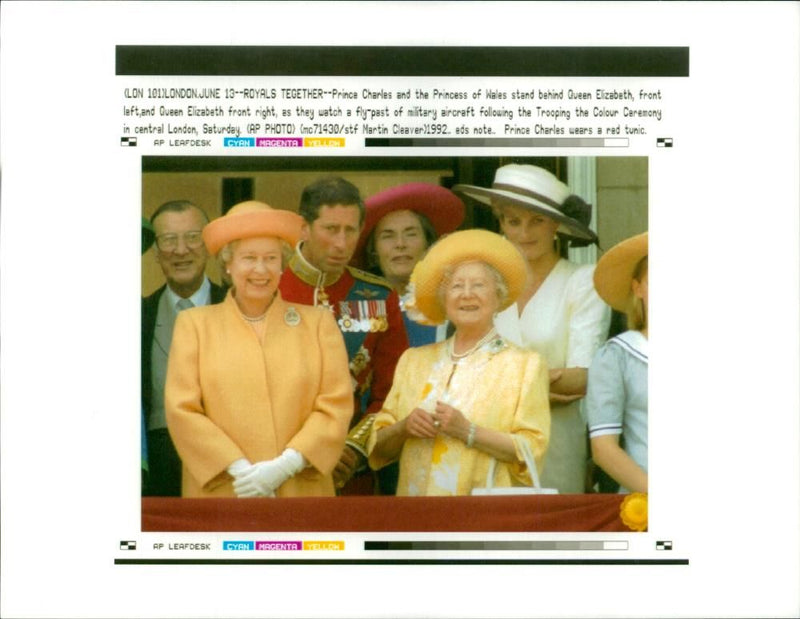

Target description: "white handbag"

left=471, top=440, right=558, bottom=495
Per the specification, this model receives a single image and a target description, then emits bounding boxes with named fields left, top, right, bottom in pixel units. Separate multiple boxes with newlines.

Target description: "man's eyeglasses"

left=155, top=230, right=205, bottom=252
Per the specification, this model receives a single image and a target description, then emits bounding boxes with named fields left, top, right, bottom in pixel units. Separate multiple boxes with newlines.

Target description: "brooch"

left=284, top=306, right=301, bottom=327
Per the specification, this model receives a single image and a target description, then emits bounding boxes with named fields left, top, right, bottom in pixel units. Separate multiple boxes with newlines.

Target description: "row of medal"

left=337, top=299, right=389, bottom=333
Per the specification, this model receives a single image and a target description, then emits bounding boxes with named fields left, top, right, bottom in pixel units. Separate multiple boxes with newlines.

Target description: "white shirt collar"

left=164, top=276, right=211, bottom=311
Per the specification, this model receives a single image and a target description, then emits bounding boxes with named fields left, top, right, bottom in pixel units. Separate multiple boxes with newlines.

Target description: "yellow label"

left=303, top=137, right=345, bottom=147
left=303, top=540, right=345, bottom=551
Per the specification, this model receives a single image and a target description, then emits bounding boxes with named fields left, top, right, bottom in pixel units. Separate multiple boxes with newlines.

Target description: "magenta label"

left=255, top=541, right=302, bottom=551
left=256, top=137, right=302, bottom=147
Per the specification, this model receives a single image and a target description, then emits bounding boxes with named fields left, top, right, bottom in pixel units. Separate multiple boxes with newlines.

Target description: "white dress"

left=495, top=258, right=611, bottom=493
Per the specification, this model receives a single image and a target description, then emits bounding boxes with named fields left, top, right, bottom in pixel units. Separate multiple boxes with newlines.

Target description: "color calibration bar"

left=222, top=540, right=344, bottom=551
left=365, top=138, right=628, bottom=147
left=365, top=541, right=628, bottom=551
left=223, top=137, right=344, bottom=147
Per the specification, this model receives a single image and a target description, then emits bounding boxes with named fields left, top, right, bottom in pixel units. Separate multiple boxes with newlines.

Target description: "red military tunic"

left=279, top=245, right=409, bottom=492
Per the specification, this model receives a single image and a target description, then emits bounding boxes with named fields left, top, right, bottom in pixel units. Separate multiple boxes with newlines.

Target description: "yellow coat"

left=166, top=291, right=353, bottom=498
left=367, top=336, right=551, bottom=496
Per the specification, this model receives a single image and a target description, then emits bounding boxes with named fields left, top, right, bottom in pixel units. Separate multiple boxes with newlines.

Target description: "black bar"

left=141, top=155, right=461, bottom=173
left=115, top=558, right=689, bottom=565
left=116, top=46, right=689, bottom=77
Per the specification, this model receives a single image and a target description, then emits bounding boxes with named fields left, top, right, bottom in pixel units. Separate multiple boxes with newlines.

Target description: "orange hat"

left=202, top=201, right=304, bottom=256
left=593, top=232, right=648, bottom=312
left=405, top=229, right=526, bottom=325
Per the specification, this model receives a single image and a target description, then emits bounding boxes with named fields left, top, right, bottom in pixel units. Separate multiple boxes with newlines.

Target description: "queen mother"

left=367, top=229, right=551, bottom=496
left=165, top=201, right=353, bottom=498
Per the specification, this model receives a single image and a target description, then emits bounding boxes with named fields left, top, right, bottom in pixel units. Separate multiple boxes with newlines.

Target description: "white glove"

left=232, top=448, right=306, bottom=498
left=227, top=458, right=274, bottom=498
left=227, top=458, right=253, bottom=478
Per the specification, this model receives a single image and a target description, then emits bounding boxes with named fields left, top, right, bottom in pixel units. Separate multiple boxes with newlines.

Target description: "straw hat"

left=141, top=217, right=155, bottom=254
left=406, top=229, right=526, bottom=325
left=593, top=232, right=648, bottom=312
left=353, top=183, right=465, bottom=268
left=202, top=201, right=304, bottom=256
left=453, top=164, right=597, bottom=244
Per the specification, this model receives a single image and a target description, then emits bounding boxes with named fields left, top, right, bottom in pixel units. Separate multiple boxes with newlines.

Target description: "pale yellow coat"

left=166, top=292, right=354, bottom=498
left=367, top=337, right=551, bottom=496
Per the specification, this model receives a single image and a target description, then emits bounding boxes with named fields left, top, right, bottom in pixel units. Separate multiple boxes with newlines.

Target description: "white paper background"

left=2, top=2, right=798, bottom=617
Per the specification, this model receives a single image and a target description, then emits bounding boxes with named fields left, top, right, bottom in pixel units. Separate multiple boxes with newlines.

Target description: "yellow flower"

left=620, top=492, right=648, bottom=531
left=421, top=382, right=432, bottom=400
left=431, top=436, right=448, bottom=464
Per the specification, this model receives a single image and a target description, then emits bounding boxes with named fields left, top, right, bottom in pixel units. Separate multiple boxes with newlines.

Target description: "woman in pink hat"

left=455, top=164, right=611, bottom=493
left=165, top=201, right=354, bottom=498
left=356, top=182, right=465, bottom=347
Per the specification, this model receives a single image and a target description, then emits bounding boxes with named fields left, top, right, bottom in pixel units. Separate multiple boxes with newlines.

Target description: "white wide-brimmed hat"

left=453, top=164, right=598, bottom=244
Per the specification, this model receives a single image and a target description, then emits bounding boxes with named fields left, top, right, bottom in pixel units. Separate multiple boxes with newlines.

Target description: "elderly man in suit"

left=142, top=200, right=225, bottom=496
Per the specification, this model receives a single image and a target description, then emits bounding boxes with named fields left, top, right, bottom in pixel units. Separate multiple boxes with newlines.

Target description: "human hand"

left=549, top=369, right=564, bottom=384
left=227, top=458, right=275, bottom=497
left=404, top=407, right=439, bottom=439
left=227, top=458, right=253, bottom=479
left=232, top=459, right=287, bottom=497
left=433, top=401, right=470, bottom=441
left=333, top=445, right=364, bottom=489
left=232, top=449, right=304, bottom=498
left=549, top=392, right=583, bottom=405
left=548, top=368, right=587, bottom=405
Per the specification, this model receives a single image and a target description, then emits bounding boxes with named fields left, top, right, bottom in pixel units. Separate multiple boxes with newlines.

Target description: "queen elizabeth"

left=165, top=201, right=353, bottom=498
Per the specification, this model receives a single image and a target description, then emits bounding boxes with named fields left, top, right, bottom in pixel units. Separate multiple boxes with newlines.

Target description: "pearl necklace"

left=235, top=295, right=272, bottom=323
left=240, top=310, right=267, bottom=323
left=448, top=328, right=498, bottom=360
